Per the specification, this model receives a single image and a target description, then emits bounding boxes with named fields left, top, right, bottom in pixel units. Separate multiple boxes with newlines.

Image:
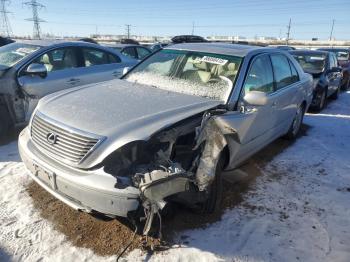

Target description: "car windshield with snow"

left=125, top=49, right=242, bottom=101
left=19, top=43, right=313, bottom=236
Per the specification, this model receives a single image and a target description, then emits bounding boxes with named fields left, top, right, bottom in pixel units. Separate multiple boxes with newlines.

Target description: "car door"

left=270, top=53, right=301, bottom=134
left=76, top=47, right=126, bottom=85
left=327, top=53, right=341, bottom=94
left=17, top=46, right=83, bottom=121
left=223, top=54, right=279, bottom=164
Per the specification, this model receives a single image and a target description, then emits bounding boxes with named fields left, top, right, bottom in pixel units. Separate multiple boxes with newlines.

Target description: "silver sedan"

left=19, top=43, right=313, bottom=235
left=0, top=40, right=137, bottom=137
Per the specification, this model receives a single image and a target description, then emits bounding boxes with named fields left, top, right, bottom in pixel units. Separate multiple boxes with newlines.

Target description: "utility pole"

left=191, top=21, right=195, bottom=35
left=286, top=18, right=291, bottom=45
left=0, top=0, right=12, bottom=37
left=125, top=24, right=131, bottom=39
left=329, top=19, right=335, bottom=41
left=24, top=0, right=45, bottom=39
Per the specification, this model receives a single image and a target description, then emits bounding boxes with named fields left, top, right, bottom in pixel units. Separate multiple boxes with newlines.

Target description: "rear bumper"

left=18, top=127, right=140, bottom=217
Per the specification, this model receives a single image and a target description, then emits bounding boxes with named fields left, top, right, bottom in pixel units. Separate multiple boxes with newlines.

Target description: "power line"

left=23, top=0, right=45, bottom=39
left=0, top=0, right=12, bottom=37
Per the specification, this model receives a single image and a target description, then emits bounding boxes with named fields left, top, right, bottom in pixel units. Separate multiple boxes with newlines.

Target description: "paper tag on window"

left=200, top=56, right=228, bottom=65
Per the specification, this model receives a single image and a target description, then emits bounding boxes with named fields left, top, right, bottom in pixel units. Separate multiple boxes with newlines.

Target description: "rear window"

left=292, top=53, right=326, bottom=74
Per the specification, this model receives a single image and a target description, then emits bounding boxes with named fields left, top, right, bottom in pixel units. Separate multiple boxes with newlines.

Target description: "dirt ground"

left=25, top=125, right=308, bottom=257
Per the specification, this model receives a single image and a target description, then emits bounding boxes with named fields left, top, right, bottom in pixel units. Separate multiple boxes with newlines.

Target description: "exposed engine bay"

left=101, top=109, right=231, bottom=236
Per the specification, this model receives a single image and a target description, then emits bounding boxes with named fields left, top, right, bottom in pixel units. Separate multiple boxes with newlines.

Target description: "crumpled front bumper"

left=18, top=127, right=140, bottom=217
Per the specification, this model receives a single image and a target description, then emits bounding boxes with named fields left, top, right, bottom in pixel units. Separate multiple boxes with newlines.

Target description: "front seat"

left=182, top=59, right=212, bottom=83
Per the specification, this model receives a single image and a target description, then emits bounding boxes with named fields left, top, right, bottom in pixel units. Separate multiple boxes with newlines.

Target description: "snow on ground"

left=1, top=92, right=350, bottom=262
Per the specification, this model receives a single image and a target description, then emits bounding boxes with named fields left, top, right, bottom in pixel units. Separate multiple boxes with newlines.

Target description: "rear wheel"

left=330, top=85, right=340, bottom=100
left=0, top=105, right=10, bottom=139
left=314, top=89, right=326, bottom=112
left=285, top=104, right=305, bottom=140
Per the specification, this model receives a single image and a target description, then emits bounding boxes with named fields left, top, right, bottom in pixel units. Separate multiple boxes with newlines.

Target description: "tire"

left=314, top=89, right=327, bottom=112
left=285, top=103, right=305, bottom=140
left=0, top=105, right=10, bottom=139
left=346, top=77, right=350, bottom=91
left=196, top=154, right=225, bottom=214
left=330, top=84, right=340, bottom=100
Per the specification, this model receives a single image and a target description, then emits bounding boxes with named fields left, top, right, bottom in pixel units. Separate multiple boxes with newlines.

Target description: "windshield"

left=292, top=53, right=326, bottom=74
left=0, top=43, right=40, bottom=68
left=124, top=49, right=242, bottom=101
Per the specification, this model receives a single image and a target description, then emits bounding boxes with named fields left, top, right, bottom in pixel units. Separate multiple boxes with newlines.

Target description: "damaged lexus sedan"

left=19, top=43, right=313, bottom=234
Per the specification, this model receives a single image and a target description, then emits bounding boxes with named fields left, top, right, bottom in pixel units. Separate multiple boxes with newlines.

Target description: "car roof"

left=165, top=43, right=266, bottom=57
left=103, top=43, right=140, bottom=48
left=14, top=39, right=101, bottom=48
left=290, top=49, right=329, bottom=56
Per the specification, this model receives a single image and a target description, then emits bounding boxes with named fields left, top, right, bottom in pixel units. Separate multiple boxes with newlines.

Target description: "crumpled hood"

left=36, top=79, right=222, bottom=168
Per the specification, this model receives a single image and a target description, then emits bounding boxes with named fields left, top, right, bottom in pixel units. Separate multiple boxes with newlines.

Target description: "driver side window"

left=31, top=47, right=78, bottom=73
left=244, top=55, right=274, bottom=94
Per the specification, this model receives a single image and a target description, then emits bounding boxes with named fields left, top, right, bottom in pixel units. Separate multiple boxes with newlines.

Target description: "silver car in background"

left=0, top=40, right=137, bottom=137
left=102, top=43, right=152, bottom=61
left=19, top=43, right=313, bottom=235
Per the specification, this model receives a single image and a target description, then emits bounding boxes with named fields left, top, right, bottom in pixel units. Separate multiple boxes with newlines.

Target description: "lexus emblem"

left=46, top=132, right=58, bottom=145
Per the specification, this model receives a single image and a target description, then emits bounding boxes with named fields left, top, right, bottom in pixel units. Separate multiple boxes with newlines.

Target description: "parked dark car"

left=120, top=38, right=140, bottom=45
left=318, top=48, right=350, bottom=90
left=0, top=36, right=14, bottom=47
left=78, top=38, right=99, bottom=45
left=275, top=45, right=296, bottom=51
left=171, top=35, right=209, bottom=43
left=103, top=43, right=152, bottom=61
left=290, top=50, right=342, bottom=111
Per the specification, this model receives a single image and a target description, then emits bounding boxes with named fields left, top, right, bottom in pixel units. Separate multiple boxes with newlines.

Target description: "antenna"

left=286, top=18, right=291, bottom=45
left=125, top=24, right=131, bottom=39
left=24, top=0, right=45, bottom=39
left=0, top=0, right=12, bottom=37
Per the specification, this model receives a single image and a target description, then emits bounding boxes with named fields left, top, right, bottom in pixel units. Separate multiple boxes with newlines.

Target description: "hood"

left=36, top=79, right=223, bottom=168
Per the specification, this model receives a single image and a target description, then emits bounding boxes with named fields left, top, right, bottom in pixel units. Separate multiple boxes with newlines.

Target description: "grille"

left=31, top=113, right=101, bottom=164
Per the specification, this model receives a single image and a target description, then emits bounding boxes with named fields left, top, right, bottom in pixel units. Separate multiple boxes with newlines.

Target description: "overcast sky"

left=7, top=0, right=350, bottom=40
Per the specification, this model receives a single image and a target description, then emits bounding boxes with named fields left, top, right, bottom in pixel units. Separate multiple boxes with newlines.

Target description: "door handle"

left=67, top=78, right=81, bottom=85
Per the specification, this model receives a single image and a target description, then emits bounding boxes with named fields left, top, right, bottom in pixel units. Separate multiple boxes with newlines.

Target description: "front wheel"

left=285, top=104, right=305, bottom=140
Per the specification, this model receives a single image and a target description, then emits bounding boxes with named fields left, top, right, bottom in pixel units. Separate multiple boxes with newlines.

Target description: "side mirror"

left=243, top=91, right=269, bottom=106
left=122, top=67, right=130, bottom=75
left=25, top=63, right=47, bottom=78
